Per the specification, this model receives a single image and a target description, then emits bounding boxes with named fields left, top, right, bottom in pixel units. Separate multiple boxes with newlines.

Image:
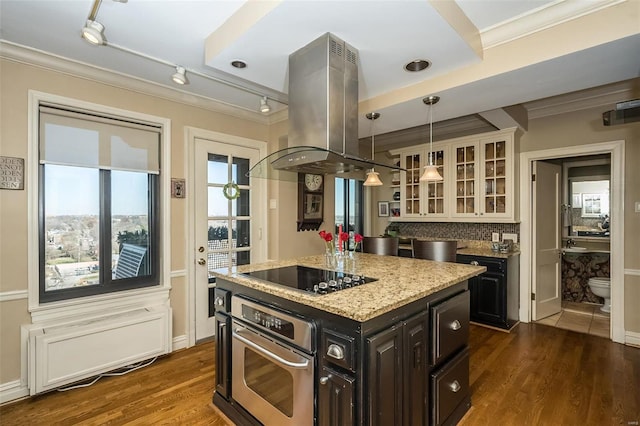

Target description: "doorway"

left=188, top=128, right=267, bottom=345
left=532, top=155, right=611, bottom=337
left=520, top=140, right=624, bottom=343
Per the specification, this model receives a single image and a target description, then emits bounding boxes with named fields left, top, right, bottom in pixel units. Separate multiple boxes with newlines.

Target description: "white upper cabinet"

left=396, top=146, right=450, bottom=219
left=391, top=128, right=518, bottom=223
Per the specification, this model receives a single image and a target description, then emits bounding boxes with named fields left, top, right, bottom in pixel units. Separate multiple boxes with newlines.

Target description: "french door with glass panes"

left=194, top=137, right=264, bottom=341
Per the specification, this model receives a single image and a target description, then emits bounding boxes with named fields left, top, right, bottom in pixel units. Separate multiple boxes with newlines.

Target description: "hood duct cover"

left=248, top=33, right=403, bottom=180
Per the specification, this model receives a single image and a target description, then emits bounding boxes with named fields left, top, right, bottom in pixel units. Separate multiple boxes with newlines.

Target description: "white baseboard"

left=626, top=331, right=640, bottom=348
left=172, top=334, right=188, bottom=351
left=0, top=380, right=28, bottom=405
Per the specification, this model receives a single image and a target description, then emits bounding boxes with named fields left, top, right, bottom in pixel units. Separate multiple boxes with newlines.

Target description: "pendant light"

left=420, top=95, right=443, bottom=181
left=363, top=112, right=383, bottom=186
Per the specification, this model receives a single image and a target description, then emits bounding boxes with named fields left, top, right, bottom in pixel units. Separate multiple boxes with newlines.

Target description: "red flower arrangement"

left=320, top=230, right=364, bottom=254
left=353, top=233, right=364, bottom=252
left=319, top=230, right=335, bottom=253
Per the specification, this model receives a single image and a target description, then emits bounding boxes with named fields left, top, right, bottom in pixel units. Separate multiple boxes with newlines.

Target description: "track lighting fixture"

left=81, top=20, right=106, bottom=45
left=363, top=112, right=383, bottom=187
left=171, top=66, right=189, bottom=85
left=420, top=95, right=443, bottom=181
left=260, top=96, right=271, bottom=113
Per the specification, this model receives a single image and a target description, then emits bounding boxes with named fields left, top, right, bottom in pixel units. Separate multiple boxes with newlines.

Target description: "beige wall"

left=520, top=100, right=640, bottom=333
left=0, top=58, right=268, bottom=383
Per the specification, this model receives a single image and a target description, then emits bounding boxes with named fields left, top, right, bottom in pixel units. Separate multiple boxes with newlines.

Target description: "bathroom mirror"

left=569, top=179, right=609, bottom=237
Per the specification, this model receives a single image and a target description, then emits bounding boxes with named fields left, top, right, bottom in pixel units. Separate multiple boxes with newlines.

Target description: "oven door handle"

left=233, top=328, right=310, bottom=369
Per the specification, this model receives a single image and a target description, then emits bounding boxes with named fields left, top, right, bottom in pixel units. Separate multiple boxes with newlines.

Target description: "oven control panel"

left=231, top=295, right=314, bottom=352
left=241, top=304, right=295, bottom=340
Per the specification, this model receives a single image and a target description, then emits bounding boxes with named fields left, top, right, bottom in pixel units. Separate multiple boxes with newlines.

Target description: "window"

left=335, top=177, right=363, bottom=248
left=39, top=105, right=160, bottom=303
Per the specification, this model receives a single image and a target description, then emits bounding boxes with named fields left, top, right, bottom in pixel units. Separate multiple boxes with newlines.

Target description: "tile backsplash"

left=389, top=222, right=520, bottom=242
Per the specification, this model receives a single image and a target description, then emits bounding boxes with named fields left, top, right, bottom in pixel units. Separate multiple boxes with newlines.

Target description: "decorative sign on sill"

left=0, top=156, right=25, bottom=190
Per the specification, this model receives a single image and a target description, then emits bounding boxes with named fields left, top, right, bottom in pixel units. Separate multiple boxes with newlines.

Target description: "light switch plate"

left=636, top=201, right=640, bottom=213
left=269, top=199, right=277, bottom=209
left=503, top=233, right=518, bottom=244
left=492, top=232, right=500, bottom=242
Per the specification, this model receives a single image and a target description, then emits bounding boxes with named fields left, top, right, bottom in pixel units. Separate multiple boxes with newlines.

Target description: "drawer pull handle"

left=215, top=296, right=224, bottom=306
left=470, top=260, right=479, bottom=266
left=327, top=344, right=345, bottom=360
left=450, top=380, right=461, bottom=393
left=320, top=376, right=330, bottom=385
left=450, top=320, right=462, bottom=331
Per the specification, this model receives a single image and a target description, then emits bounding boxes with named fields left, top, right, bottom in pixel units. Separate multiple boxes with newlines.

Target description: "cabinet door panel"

left=403, top=311, right=428, bottom=426
left=367, top=325, right=403, bottom=426
left=474, top=273, right=506, bottom=325
left=318, top=366, right=355, bottom=426
left=215, top=312, right=231, bottom=399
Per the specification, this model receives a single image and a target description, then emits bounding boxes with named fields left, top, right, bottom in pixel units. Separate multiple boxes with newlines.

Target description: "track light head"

left=172, top=66, right=189, bottom=85
left=260, top=96, right=271, bottom=113
left=81, top=20, right=106, bottom=45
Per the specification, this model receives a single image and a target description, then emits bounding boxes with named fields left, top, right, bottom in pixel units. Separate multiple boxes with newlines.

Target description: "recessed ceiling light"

left=404, top=59, right=431, bottom=72
left=231, top=60, right=247, bottom=69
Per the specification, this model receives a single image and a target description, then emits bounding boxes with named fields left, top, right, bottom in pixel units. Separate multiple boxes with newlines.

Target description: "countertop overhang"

left=211, top=253, right=486, bottom=322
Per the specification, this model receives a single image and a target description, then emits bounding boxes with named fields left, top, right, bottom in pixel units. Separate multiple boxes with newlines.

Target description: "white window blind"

left=39, top=106, right=160, bottom=174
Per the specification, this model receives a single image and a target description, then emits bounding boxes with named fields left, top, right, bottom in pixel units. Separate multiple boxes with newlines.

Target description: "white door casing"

left=519, top=140, right=624, bottom=343
left=188, top=128, right=267, bottom=345
left=532, top=160, right=562, bottom=320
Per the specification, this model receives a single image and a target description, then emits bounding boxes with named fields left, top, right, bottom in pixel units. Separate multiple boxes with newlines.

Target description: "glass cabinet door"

left=402, top=153, right=423, bottom=217
left=483, top=139, right=507, bottom=214
left=454, top=143, right=477, bottom=216
left=425, top=148, right=447, bottom=216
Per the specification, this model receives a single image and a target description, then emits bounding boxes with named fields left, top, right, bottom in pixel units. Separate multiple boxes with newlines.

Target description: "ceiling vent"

left=602, top=99, right=640, bottom=126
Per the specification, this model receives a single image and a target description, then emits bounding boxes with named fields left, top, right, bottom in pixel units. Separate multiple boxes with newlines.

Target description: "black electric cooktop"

left=241, top=265, right=378, bottom=295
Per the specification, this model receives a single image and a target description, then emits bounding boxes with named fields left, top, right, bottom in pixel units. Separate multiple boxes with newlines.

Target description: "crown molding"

left=481, top=0, right=626, bottom=49
left=524, top=78, right=638, bottom=119
left=0, top=40, right=272, bottom=125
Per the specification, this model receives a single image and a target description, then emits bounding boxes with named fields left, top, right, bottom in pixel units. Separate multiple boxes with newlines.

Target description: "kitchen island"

left=211, top=253, right=485, bottom=426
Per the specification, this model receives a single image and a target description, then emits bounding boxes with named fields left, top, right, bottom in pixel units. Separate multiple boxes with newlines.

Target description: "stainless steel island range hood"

left=248, top=33, right=402, bottom=180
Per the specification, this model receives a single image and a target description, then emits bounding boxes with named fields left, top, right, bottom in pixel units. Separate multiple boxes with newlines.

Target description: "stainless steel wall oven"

left=231, top=295, right=315, bottom=426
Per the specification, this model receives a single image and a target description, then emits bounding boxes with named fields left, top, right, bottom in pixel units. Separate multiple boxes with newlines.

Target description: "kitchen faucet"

left=566, top=238, right=576, bottom=248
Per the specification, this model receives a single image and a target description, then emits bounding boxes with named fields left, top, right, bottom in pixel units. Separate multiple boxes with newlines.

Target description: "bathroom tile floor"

left=535, top=301, right=610, bottom=338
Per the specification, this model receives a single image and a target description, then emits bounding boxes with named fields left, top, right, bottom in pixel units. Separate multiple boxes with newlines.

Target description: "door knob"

left=198, top=258, right=206, bottom=265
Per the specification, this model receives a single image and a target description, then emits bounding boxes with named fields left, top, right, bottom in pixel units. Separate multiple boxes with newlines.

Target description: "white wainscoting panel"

left=27, top=305, right=171, bottom=395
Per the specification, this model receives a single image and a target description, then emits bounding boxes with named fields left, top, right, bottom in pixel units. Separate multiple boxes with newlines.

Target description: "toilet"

left=588, top=277, right=611, bottom=313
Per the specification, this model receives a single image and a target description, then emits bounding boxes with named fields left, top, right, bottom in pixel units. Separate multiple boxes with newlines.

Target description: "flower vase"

left=345, top=250, right=356, bottom=272
left=325, top=248, right=337, bottom=269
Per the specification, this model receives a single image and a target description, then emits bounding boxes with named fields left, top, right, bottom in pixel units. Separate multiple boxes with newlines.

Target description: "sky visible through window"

left=45, top=164, right=148, bottom=216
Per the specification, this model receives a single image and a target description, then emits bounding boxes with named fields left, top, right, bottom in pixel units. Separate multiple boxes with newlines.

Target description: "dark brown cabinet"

left=318, top=366, right=355, bottom=426
left=214, top=277, right=471, bottom=426
left=457, top=254, right=519, bottom=330
left=367, top=311, right=429, bottom=426
left=214, top=312, right=231, bottom=399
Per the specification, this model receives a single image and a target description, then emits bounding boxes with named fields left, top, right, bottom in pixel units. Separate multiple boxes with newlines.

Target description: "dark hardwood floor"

left=1, top=323, right=638, bottom=425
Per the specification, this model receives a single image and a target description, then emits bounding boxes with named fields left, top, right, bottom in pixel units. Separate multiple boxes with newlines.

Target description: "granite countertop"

left=396, top=236, right=521, bottom=259
left=211, top=254, right=485, bottom=322
left=456, top=247, right=521, bottom=259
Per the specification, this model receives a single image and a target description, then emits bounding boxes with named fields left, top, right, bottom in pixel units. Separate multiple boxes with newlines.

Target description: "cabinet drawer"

left=457, top=255, right=505, bottom=273
left=214, top=288, right=231, bottom=313
left=431, top=291, right=469, bottom=366
left=322, top=329, right=355, bottom=372
left=431, top=348, right=470, bottom=426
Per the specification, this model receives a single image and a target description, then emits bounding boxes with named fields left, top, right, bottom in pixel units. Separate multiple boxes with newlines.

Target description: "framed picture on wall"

left=378, top=201, right=389, bottom=217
